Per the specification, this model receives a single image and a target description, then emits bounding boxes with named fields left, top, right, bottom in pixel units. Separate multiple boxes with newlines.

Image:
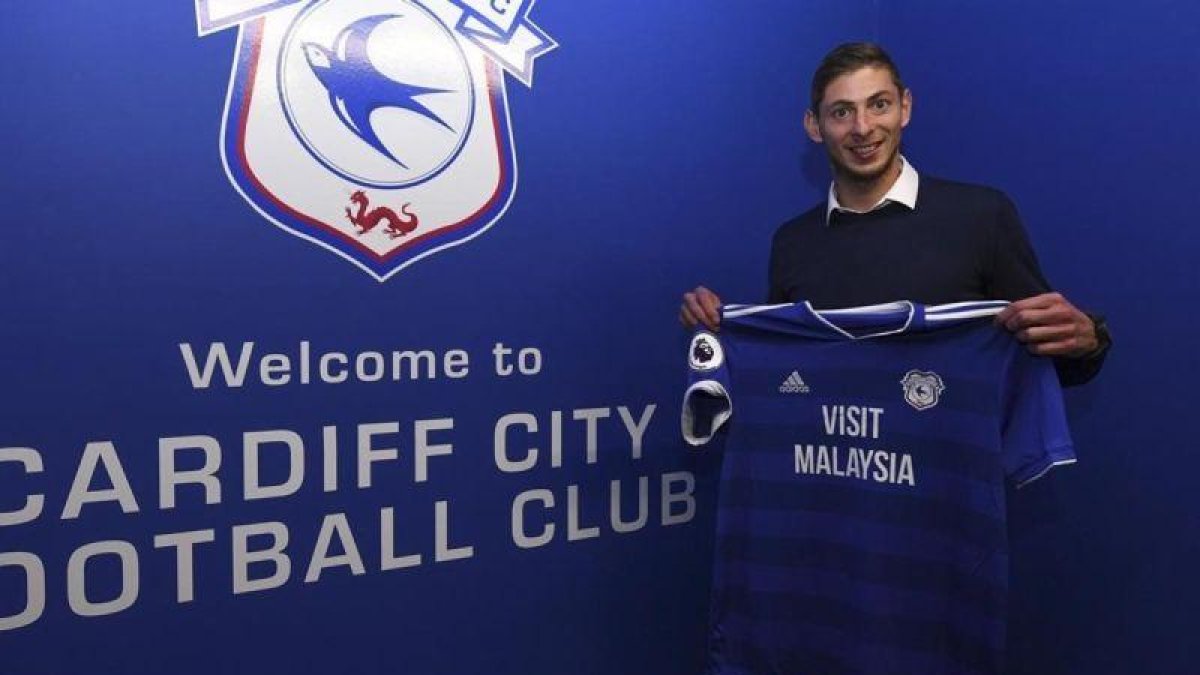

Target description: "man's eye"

left=872, top=99, right=891, bottom=111
left=832, top=108, right=850, bottom=119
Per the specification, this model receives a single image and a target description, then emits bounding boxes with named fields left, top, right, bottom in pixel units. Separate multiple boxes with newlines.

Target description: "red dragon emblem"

left=345, top=190, right=419, bottom=239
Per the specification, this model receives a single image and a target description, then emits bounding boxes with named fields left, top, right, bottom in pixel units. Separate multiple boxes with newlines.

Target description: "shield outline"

left=218, top=8, right=518, bottom=281
left=901, top=370, right=944, bottom=411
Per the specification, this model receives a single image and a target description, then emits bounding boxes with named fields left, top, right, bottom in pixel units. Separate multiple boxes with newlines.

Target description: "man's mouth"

left=849, top=141, right=883, bottom=159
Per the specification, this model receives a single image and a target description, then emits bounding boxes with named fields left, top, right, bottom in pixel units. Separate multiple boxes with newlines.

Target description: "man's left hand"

left=995, top=292, right=1099, bottom=357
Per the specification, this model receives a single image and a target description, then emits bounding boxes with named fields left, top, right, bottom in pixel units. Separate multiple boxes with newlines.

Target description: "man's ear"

left=900, top=88, right=913, bottom=128
left=803, top=108, right=823, bottom=143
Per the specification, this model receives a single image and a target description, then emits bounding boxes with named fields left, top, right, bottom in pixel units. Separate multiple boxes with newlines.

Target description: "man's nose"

left=852, top=109, right=872, bottom=136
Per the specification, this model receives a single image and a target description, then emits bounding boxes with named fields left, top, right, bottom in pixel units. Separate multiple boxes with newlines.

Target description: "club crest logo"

left=196, top=0, right=556, bottom=280
left=900, top=370, right=945, bottom=411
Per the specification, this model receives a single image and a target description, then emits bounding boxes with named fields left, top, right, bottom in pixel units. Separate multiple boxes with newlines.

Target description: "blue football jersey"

left=682, top=300, right=1074, bottom=675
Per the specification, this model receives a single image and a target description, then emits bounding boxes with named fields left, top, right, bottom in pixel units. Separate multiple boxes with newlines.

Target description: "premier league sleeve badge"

left=195, top=0, right=556, bottom=280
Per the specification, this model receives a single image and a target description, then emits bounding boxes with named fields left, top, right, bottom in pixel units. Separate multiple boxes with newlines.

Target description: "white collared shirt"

left=825, top=156, right=920, bottom=224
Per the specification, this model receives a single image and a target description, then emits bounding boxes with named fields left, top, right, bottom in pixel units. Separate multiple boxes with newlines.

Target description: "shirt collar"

left=825, top=156, right=920, bottom=225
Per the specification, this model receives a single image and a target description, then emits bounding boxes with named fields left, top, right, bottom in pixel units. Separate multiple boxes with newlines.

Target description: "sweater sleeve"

left=985, top=192, right=1052, bottom=301
left=987, top=192, right=1109, bottom=387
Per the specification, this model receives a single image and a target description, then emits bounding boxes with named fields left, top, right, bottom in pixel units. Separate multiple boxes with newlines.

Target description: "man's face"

left=804, top=66, right=911, bottom=183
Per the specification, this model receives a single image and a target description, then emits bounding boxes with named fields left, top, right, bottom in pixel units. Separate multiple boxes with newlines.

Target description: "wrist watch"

left=1086, top=313, right=1112, bottom=356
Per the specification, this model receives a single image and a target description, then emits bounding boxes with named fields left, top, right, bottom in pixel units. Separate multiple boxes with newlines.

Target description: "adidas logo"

left=779, top=371, right=810, bottom=394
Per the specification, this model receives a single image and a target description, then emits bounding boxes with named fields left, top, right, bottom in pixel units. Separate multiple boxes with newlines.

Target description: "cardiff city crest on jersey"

left=196, top=0, right=556, bottom=280
left=900, top=370, right=945, bottom=411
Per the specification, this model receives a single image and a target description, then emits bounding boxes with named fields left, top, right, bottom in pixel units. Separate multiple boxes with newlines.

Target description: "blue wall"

left=1, top=1, right=1194, bottom=673
left=880, top=1, right=1200, bottom=673
left=0, top=2, right=872, bottom=674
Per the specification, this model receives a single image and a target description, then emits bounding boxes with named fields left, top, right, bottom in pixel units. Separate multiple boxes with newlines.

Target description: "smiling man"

left=681, top=42, right=1109, bottom=384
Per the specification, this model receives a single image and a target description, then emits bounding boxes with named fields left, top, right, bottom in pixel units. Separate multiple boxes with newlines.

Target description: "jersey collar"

left=801, top=301, right=919, bottom=339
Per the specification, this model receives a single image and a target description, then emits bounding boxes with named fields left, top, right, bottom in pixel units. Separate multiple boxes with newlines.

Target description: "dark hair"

left=810, top=42, right=905, bottom=114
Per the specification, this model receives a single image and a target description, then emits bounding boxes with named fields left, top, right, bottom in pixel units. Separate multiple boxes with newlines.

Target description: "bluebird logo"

left=281, top=7, right=474, bottom=187
left=302, top=16, right=457, bottom=154
left=196, top=0, right=556, bottom=280
left=900, top=370, right=945, bottom=411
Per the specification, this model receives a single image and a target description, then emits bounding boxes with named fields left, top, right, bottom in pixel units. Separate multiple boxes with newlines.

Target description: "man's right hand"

left=680, top=286, right=722, bottom=331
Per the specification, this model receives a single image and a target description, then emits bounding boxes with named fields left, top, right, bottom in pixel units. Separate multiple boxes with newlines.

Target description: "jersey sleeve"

left=681, top=330, right=733, bottom=446
left=999, top=349, right=1076, bottom=487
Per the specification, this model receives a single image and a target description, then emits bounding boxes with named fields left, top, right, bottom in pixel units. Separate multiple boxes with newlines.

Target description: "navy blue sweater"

left=768, top=176, right=1106, bottom=384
